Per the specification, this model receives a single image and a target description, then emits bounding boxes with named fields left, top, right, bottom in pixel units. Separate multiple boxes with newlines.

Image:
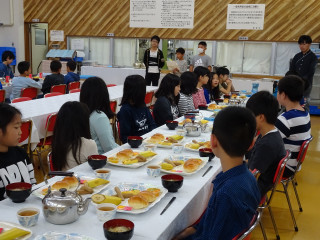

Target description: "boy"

left=173, top=107, right=260, bottom=240
left=64, top=60, right=80, bottom=86
left=189, top=41, right=212, bottom=72
left=173, top=47, right=187, bottom=77
left=217, top=67, right=235, bottom=95
left=0, top=103, right=36, bottom=201
left=192, top=66, right=210, bottom=109
left=0, top=51, right=15, bottom=79
left=41, top=60, right=65, bottom=95
left=275, top=75, right=311, bottom=178
left=246, top=91, right=286, bottom=197
left=10, top=61, right=42, bottom=101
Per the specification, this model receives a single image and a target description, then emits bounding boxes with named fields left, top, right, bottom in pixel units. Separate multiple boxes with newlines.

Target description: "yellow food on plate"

left=147, top=188, right=162, bottom=197
left=139, top=151, right=157, bottom=158
left=41, top=188, right=48, bottom=195
left=86, top=178, right=109, bottom=188
left=179, top=118, right=192, bottom=125
left=91, top=193, right=106, bottom=203
left=122, top=189, right=140, bottom=198
left=122, top=159, right=139, bottom=165
left=161, top=162, right=174, bottom=170
left=138, top=191, right=157, bottom=203
left=183, top=158, right=203, bottom=173
left=200, top=119, right=209, bottom=124
left=0, top=227, right=30, bottom=240
left=148, top=133, right=165, bottom=143
left=128, top=195, right=149, bottom=209
left=186, top=143, right=200, bottom=149
left=108, top=157, right=119, bottom=163
left=223, top=98, right=229, bottom=103
left=51, top=181, right=70, bottom=190
left=208, top=104, right=218, bottom=110
left=173, top=160, right=185, bottom=166
left=102, top=196, right=122, bottom=205
left=158, top=141, right=172, bottom=146
left=169, top=135, right=184, bottom=141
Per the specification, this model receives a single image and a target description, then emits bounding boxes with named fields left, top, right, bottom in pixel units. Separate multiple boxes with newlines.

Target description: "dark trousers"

left=146, top=72, right=160, bottom=86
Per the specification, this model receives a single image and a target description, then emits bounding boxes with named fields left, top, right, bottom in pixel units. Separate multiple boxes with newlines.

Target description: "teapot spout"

left=78, top=197, right=91, bottom=216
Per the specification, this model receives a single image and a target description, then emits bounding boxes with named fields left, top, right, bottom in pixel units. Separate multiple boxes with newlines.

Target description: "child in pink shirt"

left=192, top=66, right=210, bottom=109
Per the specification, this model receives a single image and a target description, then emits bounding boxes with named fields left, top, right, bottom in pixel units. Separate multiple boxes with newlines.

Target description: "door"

left=30, top=23, right=48, bottom=74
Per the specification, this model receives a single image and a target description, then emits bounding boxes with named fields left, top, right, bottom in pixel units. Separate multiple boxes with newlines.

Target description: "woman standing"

left=143, top=35, right=165, bottom=86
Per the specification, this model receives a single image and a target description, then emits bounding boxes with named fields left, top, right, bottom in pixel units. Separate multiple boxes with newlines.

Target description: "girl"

left=178, top=72, right=197, bottom=115
left=0, top=103, right=36, bottom=200
left=117, top=75, right=157, bottom=143
left=192, top=66, right=210, bottom=109
left=204, top=72, right=220, bottom=103
left=80, top=77, right=118, bottom=154
left=153, top=74, right=181, bottom=126
left=51, top=101, right=98, bottom=171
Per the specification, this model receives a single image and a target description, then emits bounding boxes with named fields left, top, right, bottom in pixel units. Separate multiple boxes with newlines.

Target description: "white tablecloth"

left=232, top=78, right=275, bottom=93
left=0, top=110, right=222, bottom=240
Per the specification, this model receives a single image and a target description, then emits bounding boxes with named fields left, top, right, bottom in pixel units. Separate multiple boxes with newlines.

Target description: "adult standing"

left=143, top=35, right=165, bottom=86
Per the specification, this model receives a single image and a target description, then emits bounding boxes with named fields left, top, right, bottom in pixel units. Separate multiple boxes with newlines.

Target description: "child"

left=275, top=75, right=311, bottom=178
left=246, top=91, right=286, bottom=197
left=80, top=77, right=118, bottom=154
left=143, top=35, right=165, bottom=86
left=153, top=74, right=180, bottom=126
left=173, top=47, right=188, bottom=77
left=0, top=51, right=15, bottom=79
left=178, top=72, right=197, bottom=115
left=189, top=41, right=212, bottom=72
left=41, top=60, right=65, bottom=95
left=203, top=72, right=220, bottom=103
left=217, top=67, right=235, bottom=95
left=173, top=107, right=260, bottom=240
left=52, top=101, right=98, bottom=171
left=117, top=75, right=157, bottom=143
left=192, top=66, right=210, bottom=109
left=64, top=60, right=80, bottom=87
left=10, top=61, right=42, bottom=101
left=0, top=103, right=36, bottom=201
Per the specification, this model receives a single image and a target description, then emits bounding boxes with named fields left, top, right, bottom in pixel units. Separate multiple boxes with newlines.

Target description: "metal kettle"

left=42, top=172, right=91, bottom=225
left=183, top=122, right=202, bottom=137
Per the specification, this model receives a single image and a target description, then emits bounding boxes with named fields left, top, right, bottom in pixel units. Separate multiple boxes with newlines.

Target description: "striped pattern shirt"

left=275, top=109, right=311, bottom=172
left=178, top=92, right=195, bottom=115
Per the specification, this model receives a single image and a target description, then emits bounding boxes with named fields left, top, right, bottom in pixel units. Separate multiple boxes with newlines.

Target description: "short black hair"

left=50, top=60, right=62, bottom=72
left=194, top=66, right=210, bottom=80
left=120, top=75, right=146, bottom=107
left=2, top=51, right=15, bottom=62
left=298, top=35, right=312, bottom=44
left=155, top=73, right=180, bottom=105
left=198, top=41, right=207, bottom=47
left=151, top=35, right=160, bottom=43
left=278, top=75, right=304, bottom=102
left=180, top=72, right=197, bottom=95
left=0, top=103, right=21, bottom=134
left=67, top=60, right=77, bottom=71
left=17, top=61, right=30, bottom=74
left=217, top=67, right=230, bottom=76
left=212, top=106, right=256, bottom=157
left=246, top=91, right=279, bottom=125
left=176, top=48, right=185, bottom=55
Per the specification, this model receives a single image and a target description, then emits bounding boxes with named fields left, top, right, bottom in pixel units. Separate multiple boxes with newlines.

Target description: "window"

left=275, top=43, right=300, bottom=75
left=89, top=38, right=110, bottom=65
left=243, top=42, right=272, bottom=74
left=114, top=38, right=136, bottom=67
left=216, top=41, right=243, bottom=73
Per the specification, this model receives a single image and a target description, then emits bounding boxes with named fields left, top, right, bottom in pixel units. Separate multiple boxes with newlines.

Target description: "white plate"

left=32, top=175, right=110, bottom=199
left=159, top=155, right=209, bottom=176
left=107, top=150, right=157, bottom=168
left=143, top=135, right=184, bottom=148
left=184, top=139, right=211, bottom=152
left=0, top=221, right=32, bottom=240
left=34, top=232, right=95, bottom=240
left=95, top=182, right=168, bottom=214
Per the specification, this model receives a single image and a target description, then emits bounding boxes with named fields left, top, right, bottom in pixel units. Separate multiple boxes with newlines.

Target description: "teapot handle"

left=48, top=171, right=74, bottom=177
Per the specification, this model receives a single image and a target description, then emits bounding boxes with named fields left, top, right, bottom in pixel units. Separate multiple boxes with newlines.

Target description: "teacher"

left=143, top=35, right=165, bottom=86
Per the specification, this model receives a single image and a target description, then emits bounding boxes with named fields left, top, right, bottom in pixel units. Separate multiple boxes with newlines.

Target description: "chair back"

left=0, top=89, right=5, bottom=102
left=41, top=113, right=57, bottom=146
left=44, top=92, right=64, bottom=98
left=47, top=152, right=55, bottom=171
left=144, top=91, right=154, bottom=107
left=12, top=97, right=32, bottom=103
left=107, top=84, right=117, bottom=87
left=19, top=120, right=33, bottom=157
left=51, top=84, right=66, bottom=94
left=21, top=87, right=38, bottom=99
left=232, top=210, right=262, bottom=240
left=68, top=81, right=80, bottom=91
left=296, top=136, right=313, bottom=167
left=69, top=88, right=80, bottom=93
left=110, top=101, right=117, bottom=113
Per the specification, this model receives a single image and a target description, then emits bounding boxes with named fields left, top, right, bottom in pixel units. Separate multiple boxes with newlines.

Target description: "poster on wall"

left=130, top=0, right=194, bottom=29
left=226, top=4, right=265, bottom=30
left=50, top=30, right=64, bottom=41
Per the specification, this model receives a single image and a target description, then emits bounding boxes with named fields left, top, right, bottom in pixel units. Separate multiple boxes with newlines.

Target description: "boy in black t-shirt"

left=41, top=60, right=65, bottom=95
left=0, top=103, right=36, bottom=200
left=246, top=91, right=286, bottom=197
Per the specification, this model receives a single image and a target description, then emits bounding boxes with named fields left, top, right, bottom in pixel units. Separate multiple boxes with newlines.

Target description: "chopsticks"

left=202, top=166, right=213, bottom=177
left=160, top=197, right=176, bottom=215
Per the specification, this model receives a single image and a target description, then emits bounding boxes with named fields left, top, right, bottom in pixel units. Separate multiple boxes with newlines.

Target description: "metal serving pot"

left=183, top=122, right=202, bottom=137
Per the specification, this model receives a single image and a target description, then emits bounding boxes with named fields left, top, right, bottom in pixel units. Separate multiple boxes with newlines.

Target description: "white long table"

left=232, top=77, right=275, bottom=93
left=0, top=110, right=222, bottom=240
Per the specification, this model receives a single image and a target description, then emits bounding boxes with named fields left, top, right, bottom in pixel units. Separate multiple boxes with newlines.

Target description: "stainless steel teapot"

left=183, top=122, right=202, bottom=137
left=42, top=172, right=91, bottom=225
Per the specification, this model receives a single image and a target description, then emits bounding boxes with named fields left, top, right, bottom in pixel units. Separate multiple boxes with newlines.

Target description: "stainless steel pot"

left=183, top=122, right=202, bottom=137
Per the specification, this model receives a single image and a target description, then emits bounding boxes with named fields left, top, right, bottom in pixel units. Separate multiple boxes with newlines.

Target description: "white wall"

left=0, top=0, right=25, bottom=64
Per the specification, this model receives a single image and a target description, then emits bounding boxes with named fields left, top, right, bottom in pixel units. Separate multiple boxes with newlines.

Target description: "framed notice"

left=130, top=0, right=194, bottom=29
left=50, top=30, right=64, bottom=41
left=226, top=4, right=265, bottom=30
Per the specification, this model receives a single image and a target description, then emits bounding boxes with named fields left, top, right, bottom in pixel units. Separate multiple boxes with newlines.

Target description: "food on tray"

left=0, top=227, right=30, bottom=240
left=51, top=181, right=70, bottom=190
left=185, top=140, right=211, bottom=150
left=179, top=118, right=192, bottom=125
left=86, top=178, right=109, bottom=188
left=138, top=191, right=156, bottom=203
left=223, top=98, right=229, bottom=103
left=123, top=159, right=139, bottom=165
left=77, top=183, right=94, bottom=195
left=139, top=151, right=157, bottom=158
left=116, top=149, right=135, bottom=161
left=183, top=158, right=203, bottom=173
left=62, top=176, right=78, bottom=188
left=147, top=188, right=162, bottom=197
left=186, top=143, right=200, bottom=149
left=148, top=133, right=165, bottom=143
left=146, top=134, right=183, bottom=146
left=108, top=226, right=131, bottom=233
left=231, top=94, right=238, bottom=99
left=121, top=189, right=141, bottom=198
left=92, top=193, right=122, bottom=205
left=108, top=150, right=157, bottom=165
left=128, top=195, right=149, bottom=209
left=161, top=162, right=174, bottom=171
left=200, top=119, right=209, bottom=124
left=114, top=186, right=124, bottom=200
left=108, top=157, right=119, bottom=163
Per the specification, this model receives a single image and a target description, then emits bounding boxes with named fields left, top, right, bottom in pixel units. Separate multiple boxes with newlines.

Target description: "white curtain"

left=275, top=43, right=300, bottom=75
left=114, top=39, right=136, bottom=67
left=243, top=43, right=272, bottom=74
left=216, top=41, right=243, bottom=73
left=89, top=38, right=110, bottom=65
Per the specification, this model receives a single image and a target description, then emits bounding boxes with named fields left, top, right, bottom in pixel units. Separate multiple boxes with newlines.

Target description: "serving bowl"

left=198, top=105, right=208, bottom=110
left=199, top=148, right=215, bottom=162
left=103, top=218, right=134, bottom=240
left=6, top=182, right=32, bottom=203
left=127, top=136, right=143, bottom=148
left=88, top=155, right=107, bottom=170
left=161, top=174, right=184, bottom=192
left=166, top=120, right=178, bottom=130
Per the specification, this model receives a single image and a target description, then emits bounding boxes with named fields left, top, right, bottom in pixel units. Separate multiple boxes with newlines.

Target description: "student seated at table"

left=203, top=72, right=220, bottom=103
left=173, top=107, right=260, bottom=240
left=178, top=72, right=197, bottom=115
left=0, top=103, right=36, bottom=201
left=153, top=74, right=180, bottom=126
left=246, top=91, right=286, bottom=197
left=80, top=77, right=118, bottom=154
left=217, top=67, right=235, bottom=95
left=64, top=60, right=80, bottom=90
left=41, top=60, right=65, bottom=95
left=117, top=75, right=156, bottom=144
left=10, top=61, right=42, bottom=101
left=275, top=75, right=311, bottom=178
left=0, top=50, right=15, bottom=79
left=192, top=66, right=210, bottom=109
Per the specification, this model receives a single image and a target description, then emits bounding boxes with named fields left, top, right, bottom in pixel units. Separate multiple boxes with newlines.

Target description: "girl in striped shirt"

left=178, top=72, right=197, bottom=115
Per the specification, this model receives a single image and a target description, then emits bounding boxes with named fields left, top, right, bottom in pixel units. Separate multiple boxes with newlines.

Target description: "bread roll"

left=116, top=152, right=130, bottom=161
left=128, top=195, right=149, bottom=209
left=62, top=176, right=78, bottom=188
left=51, top=181, right=69, bottom=190
left=138, top=191, right=156, bottom=203
left=147, top=188, right=161, bottom=197
left=183, top=158, right=202, bottom=173
left=120, top=149, right=134, bottom=157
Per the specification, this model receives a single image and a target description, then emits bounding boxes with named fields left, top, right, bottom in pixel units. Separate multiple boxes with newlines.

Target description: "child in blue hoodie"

left=64, top=60, right=80, bottom=90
